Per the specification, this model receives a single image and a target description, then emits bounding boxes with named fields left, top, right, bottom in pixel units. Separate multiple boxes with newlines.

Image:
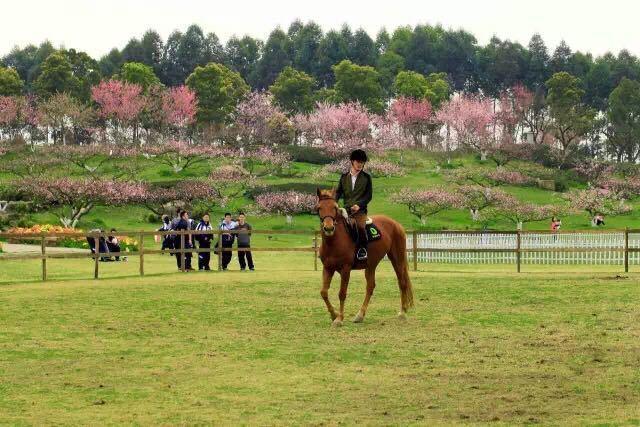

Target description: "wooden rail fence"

left=2, top=229, right=639, bottom=282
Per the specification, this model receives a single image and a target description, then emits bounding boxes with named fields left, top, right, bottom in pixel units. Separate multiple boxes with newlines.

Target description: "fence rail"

left=3, top=229, right=640, bottom=282
left=0, top=229, right=321, bottom=281
left=407, top=229, right=640, bottom=272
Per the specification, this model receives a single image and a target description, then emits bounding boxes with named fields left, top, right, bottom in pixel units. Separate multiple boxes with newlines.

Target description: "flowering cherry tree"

left=209, top=164, right=256, bottom=206
left=312, top=159, right=405, bottom=181
left=457, top=185, right=511, bottom=221
left=141, top=180, right=220, bottom=217
left=17, top=178, right=147, bottom=228
left=255, top=190, right=316, bottom=224
left=485, top=196, right=560, bottom=229
left=447, top=167, right=533, bottom=187
left=237, top=147, right=292, bottom=177
left=143, top=140, right=230, bottom=174
left=390, top=188, right=463, bottom=224
left=437, top=95, right=495, bottom=160
left=388, top=97, right=436, bottom=147
left=162, top=86, right=197, bottom=131
left=91, top=80, right=145, bottom=143
left=598, top=177, right=640, bottom=199
left=566, top=188, right=632, bottom=224
left=296, top=102, right=376, bottom=158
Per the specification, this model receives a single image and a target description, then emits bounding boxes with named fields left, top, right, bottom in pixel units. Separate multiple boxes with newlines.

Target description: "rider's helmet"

left=349, top=149, right=368, bottom=163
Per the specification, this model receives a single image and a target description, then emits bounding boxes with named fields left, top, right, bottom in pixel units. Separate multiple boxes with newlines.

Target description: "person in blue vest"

left=335, top=149, right=373, bottom=261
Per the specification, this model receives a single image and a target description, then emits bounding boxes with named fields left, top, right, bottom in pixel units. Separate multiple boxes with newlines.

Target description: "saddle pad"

left=366, top=223, right=382, bottom=241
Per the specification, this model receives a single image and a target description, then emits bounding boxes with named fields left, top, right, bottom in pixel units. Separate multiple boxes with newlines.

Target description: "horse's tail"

left=389, top=222, right=414, bottom=311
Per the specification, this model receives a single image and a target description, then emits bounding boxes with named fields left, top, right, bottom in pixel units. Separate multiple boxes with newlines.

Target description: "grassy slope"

left=0, top=256, right=639, bottom=424
left=3, top=149, right=640, bottom=245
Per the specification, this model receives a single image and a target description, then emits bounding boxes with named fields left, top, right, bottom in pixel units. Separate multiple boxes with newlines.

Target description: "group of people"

left=159, top=210, right=254, bottom=272
left=87, top=228, right=126, bottom=262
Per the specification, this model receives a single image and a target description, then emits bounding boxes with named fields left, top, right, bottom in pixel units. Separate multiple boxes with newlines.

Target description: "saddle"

left=338, top=208, right=382, bottom=244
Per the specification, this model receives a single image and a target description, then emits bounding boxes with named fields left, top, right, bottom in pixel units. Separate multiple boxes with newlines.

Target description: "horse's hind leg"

left=353, top=267, right=376, bottom=323
left=320, top=268, right=337, bottom=322
left=333, top=269, right=351, bottom=327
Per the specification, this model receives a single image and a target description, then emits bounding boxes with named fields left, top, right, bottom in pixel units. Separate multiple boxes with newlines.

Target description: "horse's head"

left=316, top=188, right=338, bottom=236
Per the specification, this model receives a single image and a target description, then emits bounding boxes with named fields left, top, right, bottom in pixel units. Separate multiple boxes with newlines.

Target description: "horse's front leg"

left=333, top=268, right=351, bottom=327
left=320, top=267, right=337, bottom=322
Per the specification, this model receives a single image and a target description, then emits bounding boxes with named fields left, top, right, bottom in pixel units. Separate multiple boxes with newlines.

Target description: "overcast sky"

left=1, top=0, right=636, bottom=58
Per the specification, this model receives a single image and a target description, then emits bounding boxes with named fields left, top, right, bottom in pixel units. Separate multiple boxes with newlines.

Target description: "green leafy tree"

left=63, top=49, right=102, bottom=102
left=393, top=71, right=449, bottom=108
left=34, top=52, right=80, bottom=99
left=436, top=30, right=478, bottom=92
left=255, top=28, right=292, bottom=89
left=376, top=51, right=405, bottom=96
left=478, top=36, right=528, bottom=97
left=315, top=30, right=350, bottom=87
left=525, top=33, right=550, bottom=89
left=117, top=62, right=161, bottom=92
left=140, top=30, right=165, bottom=75
left=375, top=29, right=391, bottom=54
left=350, top=29, right=377, bottom=66
left=224, top=35, right=262, bottom=87
left=605, top=78, right=640, bottom=162
left=98, top=48, right=124, bottom=78
left=288, top=21, right=323, bottom=75
left=332, top=60, right=384, bottom=113
left=185, top=62, right=249, bottom=124
left=0, top=66, right=24, bottom=96
left=269, top=66, right=316, bottom=115
left=546, top=72, right=596, bottom=163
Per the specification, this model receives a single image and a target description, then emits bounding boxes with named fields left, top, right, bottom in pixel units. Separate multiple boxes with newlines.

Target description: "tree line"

left=2, top=21, right=640, bottom=110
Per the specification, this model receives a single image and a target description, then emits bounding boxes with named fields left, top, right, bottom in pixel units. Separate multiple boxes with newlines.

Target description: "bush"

left=284, top=145, right=333, bottom=165
left=554, top=176, right=570, bottom=192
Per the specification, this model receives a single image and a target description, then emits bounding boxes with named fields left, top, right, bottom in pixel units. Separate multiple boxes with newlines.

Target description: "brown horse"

left=316, top=188, right=414, bottom=326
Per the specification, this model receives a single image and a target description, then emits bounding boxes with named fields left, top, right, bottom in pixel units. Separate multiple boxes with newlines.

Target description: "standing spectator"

left=174, top=210, right=194, bottom=271
left=219, top=212, right=238, bottom=271
left=236, top=212, right=254, bottom=271
left=158, top=215, right=173, bottom=252
left=195, top=214, right=213, bottom=271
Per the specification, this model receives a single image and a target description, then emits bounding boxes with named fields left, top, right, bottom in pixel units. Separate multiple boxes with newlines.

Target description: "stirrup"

left=356, top=247, right=368, bottom=261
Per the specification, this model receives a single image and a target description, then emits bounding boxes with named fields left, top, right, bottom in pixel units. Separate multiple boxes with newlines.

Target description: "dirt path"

left=1, top=243, right=86, bottom=254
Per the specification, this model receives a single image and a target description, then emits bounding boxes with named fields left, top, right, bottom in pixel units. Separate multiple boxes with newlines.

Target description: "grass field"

left=1, top=254, right=639, bottom=425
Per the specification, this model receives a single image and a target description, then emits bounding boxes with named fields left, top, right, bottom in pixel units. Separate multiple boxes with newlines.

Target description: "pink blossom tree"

left=0, top=96, right=39, bottom=142
left=566, top=188, right=632, bottom=225
left=436, top=95, right=495, bottom=160
left=447, top=167, right=534, bottom=187
left=457, top=185, right=511, bottom=221
left=598, top=177, right=640, bottom=199
left=388, top=97, right=436, bottom=147
left=296, top=102, right=376, bottom=158
left=17, top=178, right=147, bottom=228
left=91, top=79, right=145, bottom=143
left=485, top=197, right=561, bottom=229
left=162, top=85, right=197, bottom=139
left=390, top=188, right=463, bottom=224
left=140, top=180, right=220, bottom=218
left=237, top=147, right=293, bottom=177
left=234, top=92, right=294, bottom=148
left=143, top=140, right=231, bottom=174
left=38, top=93, right=96, bottom=145
left=313, top=158, right=405, bottom=181
left=209, top=164, right=256, bottom=206
left=255, top=190, right=316, bottom=224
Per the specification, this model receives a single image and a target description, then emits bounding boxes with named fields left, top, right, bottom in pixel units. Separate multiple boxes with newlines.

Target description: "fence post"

left=624, top=227, right=629, bottom=273
left=41, top=235, right=46, bottom=282
left=180, top=233, right=186, bottom=272
left=412, top=230, right=418, bottom=272
left=139, top=232, right=145, bottom=277
left=217, top=230, right=223, bottom=271
left=313, top=231, right=318, bottom=271
left=94, top=232, right=100, bottom=279
left=516, top=230, right=521, bottom=273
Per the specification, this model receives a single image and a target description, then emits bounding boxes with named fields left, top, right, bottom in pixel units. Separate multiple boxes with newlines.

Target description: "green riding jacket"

left=335, top=170, right=373, bottom=213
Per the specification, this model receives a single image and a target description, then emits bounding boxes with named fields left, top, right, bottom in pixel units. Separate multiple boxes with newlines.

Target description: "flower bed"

left=5, top=224, right=138, bottom=251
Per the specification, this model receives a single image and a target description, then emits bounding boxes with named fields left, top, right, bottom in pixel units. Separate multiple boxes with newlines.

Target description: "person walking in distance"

left=236, top=212, right=254, bottom=271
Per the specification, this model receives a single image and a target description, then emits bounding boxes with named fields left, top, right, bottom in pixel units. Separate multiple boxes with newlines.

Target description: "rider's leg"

left=354, top=212, right=368, bottom=260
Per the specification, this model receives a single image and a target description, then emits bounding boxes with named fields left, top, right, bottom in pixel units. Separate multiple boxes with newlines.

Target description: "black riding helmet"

left=350, top=149, right=368, bottom=163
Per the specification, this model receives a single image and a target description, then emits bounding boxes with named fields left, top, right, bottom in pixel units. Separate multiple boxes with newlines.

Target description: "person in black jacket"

left=335, top=149, right=373, bottom=261
left=173, top=210, right=193, bottom=271
left=195, top=214, right=213, bottom=270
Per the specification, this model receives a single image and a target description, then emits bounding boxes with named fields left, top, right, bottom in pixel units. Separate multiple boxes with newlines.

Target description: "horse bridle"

left=317, top=195, right=339, bottom=226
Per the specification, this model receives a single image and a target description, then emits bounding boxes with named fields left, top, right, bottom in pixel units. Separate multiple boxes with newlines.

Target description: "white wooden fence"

left=407, top=231, right=640, bottom=266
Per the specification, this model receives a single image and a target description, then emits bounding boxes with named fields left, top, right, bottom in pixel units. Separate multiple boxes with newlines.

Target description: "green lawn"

left=1, top=255, right=639, bottom=424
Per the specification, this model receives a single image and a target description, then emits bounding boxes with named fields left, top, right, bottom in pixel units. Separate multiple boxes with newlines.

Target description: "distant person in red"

left=550, top=217, right=561, bottom=232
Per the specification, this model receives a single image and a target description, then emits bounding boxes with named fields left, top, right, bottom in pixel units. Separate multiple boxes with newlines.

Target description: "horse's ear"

left=331, top=188, right=337, bottom=199
left=316, top=188, right=322, bottom=198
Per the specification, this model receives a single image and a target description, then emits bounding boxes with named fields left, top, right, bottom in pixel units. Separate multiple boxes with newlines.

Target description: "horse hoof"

left=353, top=313, right=364, bottom=323
left=397, top=311, right=407, bottom=321
left=332, top=319, right=343, bottom=327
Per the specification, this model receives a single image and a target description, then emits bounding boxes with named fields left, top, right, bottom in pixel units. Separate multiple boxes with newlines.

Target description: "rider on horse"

left=335, top=149, right=372, bottom=261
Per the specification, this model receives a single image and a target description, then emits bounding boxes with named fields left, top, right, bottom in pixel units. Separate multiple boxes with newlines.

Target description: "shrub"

left=283, top=145, right=334, bottom=165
